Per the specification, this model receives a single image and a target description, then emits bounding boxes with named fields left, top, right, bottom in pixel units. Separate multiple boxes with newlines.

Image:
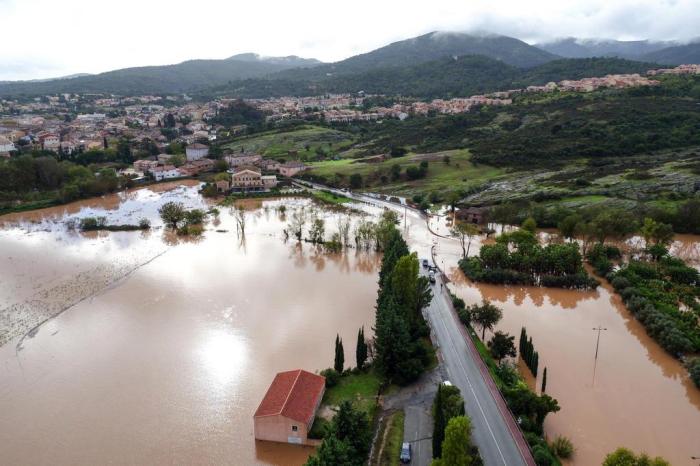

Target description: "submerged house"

left=254, top=369, right=325, bottom=445
left=455, top=206, right=487, bottom=224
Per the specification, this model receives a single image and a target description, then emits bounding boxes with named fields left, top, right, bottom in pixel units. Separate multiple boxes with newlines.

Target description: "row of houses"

left=224, top=153, right=307, bottom=177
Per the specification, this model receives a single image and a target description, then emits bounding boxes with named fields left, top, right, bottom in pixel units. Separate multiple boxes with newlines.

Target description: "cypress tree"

left=334, top=334, right=344, bottom=373
left=432, top=383, right=445, bottom=458
left=519, top=327, right=526, bottom=355
left=356, top=326, right=367, bottom=370
left=532, top=351, right=539, bottom=377
left=541, top=367, right=547, bottom=393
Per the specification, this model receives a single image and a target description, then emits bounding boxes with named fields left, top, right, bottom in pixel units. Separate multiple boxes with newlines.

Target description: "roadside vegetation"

left=305, top=212, right=435, bottom=465
left=452, top=294, right=563, bottom=465
left=459, top=226, right=598, bottom=289
left=602, top=447, right=670, bottom=466
left=374, top=410, right=405, bottom=466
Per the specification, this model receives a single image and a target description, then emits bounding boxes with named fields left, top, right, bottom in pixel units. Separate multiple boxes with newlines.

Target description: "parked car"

left=422, top=258, right=429, bottom=268
left=400, top=442, right=412, bottom=463
left=429, top=271, right=436, bottom=284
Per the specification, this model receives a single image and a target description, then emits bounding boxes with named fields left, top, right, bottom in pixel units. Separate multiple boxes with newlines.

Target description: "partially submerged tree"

left=468, top=300, right=503, bottom=340
left=159, top=201, right=185, bottom=229
left=452, top=222, right=480, bottom=258
left=487, top=331, right=516, bottom=362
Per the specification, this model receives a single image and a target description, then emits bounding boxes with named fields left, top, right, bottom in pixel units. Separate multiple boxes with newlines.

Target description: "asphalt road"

left=423, top=269, right=529, bottom=466
left=297, top=181, right=533, bottom=466
left=403, top=404, right=433, bottom=466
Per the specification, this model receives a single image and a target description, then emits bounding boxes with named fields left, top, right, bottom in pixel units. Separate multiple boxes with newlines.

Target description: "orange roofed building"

left=254, top=369, right=325, bottom=445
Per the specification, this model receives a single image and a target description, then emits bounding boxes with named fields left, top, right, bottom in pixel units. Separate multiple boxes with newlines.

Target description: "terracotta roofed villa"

left=254, top=369, right=325, bottom=445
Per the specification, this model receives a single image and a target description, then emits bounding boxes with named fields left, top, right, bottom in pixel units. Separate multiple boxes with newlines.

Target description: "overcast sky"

left=1, top=0, right=699, bottom=81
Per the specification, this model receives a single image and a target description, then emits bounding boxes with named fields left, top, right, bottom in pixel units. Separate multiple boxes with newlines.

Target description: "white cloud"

left=1, top=0, right=699, bottom=80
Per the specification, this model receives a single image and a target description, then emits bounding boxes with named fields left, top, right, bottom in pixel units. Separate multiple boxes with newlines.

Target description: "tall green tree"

left=431, top=416, right=474, bottom=466
left=488, top=331, right=516, bottom=362
left=355, top=327, right=367, bottom=370
left=541, top=367, right=547, bottom=394
left=334, top=334, right=344, bottom=373
left=433, top=383, right=466, bottom=458
left=305, top=436, right=352, bottom=466
left=374, top=298, right=411, bottom=379
left=469, top=300, right=503, bottom=340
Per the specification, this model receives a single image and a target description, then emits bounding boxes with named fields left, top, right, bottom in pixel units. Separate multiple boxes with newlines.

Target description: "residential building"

left=254, top=369, right=325, bottom=445
left=151, top=165, right=181, bottom=181
left=157, top=153, right=175, bottom=163
left=279, top=161, right=307, bottom=177
left=134, top=159, right=159, bottom=173
left=0, top=136, right=16, bottom=153
left=231, top=167, right=264, bottom=191
left=225, top=153, right=263, bottom=167
left=39, top=133, right=60, bottom=151
left=185, top=143, right=209, bottom=161
left=178, top=158, right=215, bottom=176
left=259, top=158, right=281, bottom=171
left=215, top=180, right=230, bottom=193
left=262, top=175, right=279, bottom=189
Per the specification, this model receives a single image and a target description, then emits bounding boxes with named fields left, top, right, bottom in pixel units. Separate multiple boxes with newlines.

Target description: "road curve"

left=296, top=181, right=535, bottom=466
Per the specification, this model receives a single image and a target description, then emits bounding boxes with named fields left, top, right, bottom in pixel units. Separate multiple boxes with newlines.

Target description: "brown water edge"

left=381, top=205, right=700, bottom=465
left=446, top=264, right=700, bottom=466
left=0, top=179, right=203, bottom=225
left=0, top=187, right=382, bottom=465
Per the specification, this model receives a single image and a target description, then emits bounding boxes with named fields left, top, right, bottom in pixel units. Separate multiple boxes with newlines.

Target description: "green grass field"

left=322, top=371, right=382, bottom=417
left=378, top=410, right=405, bottom=466
left=224, top=125, right=356, bottom=161
left=312, top=190, right=352, bottom=205
left=308, top=149, right=505, bottom=197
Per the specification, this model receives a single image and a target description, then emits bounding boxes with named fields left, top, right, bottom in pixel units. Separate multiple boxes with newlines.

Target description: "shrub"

left=532, top=445, right=553, bottom=466
left=610, top=276, right=630, bottom=291
left=79, top=216, right=107, bottom=230
left=320, top=368, right=340, bottom=388
left=138, top=218, right=151, bottom=229
left=687, top=358, right=700, bottom=388
left=550, top=435, right=574, bottom=459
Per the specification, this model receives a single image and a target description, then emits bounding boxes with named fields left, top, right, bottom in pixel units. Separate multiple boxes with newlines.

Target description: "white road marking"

left=432, top=284, right=509, bottom=466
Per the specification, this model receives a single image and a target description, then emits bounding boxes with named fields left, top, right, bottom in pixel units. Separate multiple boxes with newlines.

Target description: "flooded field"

left=421, top=211, right=700, bottom=466
left=0, top=184, right=380, bottom=465
left=2, top=185, right=700, bottom=466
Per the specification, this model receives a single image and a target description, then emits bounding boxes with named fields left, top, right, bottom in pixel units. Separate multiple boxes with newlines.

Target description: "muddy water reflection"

left=446, top=261, right=700, bottom=466
left=0, top=185, right=380, bottom=465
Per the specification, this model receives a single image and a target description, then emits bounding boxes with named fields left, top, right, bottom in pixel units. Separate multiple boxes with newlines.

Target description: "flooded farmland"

left=2, top=184, right=700, bottom=466
left=0, top=184, right=380, bottom=465
left=421, top=211, right=700, bottom=466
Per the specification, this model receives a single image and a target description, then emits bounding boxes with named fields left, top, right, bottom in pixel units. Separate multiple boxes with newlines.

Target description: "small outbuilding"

left=455, top=206, right=487, bottom=224
left=254, top=369, right=325, bottom=445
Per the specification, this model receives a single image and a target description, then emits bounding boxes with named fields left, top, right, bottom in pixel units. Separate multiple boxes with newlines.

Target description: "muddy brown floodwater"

left=417, top=211, right=700, bottom=466
left=0, top=184, right=380, bottom=465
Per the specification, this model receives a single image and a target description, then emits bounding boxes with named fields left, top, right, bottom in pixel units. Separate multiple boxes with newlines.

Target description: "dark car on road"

left=400, top=442, right=411, bottom=463
left=422, top=258, right=429, bottom=268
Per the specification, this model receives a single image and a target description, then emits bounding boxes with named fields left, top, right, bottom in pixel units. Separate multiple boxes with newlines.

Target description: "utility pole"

left=593, top=326, right=607, bottom=360
left=591, top=326, right=607, bottom=387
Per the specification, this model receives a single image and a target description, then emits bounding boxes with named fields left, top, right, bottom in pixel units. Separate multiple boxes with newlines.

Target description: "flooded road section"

left=0, top=184, right=380, bottom=465
left=416, top=211, right=700, bottom=466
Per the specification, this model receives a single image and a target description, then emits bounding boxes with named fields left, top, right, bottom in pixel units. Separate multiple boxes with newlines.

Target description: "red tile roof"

left=254, top=369, right=325, bottom=424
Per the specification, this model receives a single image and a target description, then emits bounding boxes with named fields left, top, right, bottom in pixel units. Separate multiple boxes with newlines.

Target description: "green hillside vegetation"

left=203, top=56, right=659, bottom=100
left=0, top=58, right=318, bottom=96
left=305, top=149, right=504, bottom=196
left=223, top=125, right=356, bottom=161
